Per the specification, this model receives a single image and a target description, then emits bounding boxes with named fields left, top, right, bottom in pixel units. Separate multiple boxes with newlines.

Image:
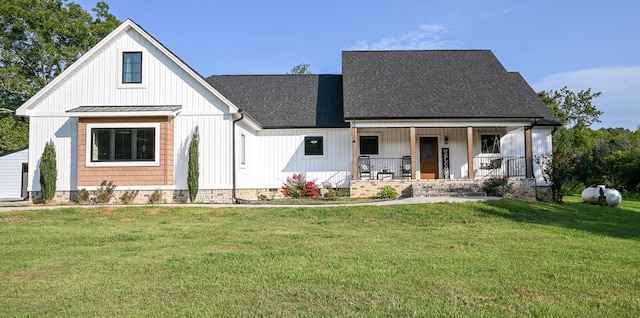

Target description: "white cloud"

left=349, top=24, right=462, bottom=50
left=533, top=66, right=640, bottom=130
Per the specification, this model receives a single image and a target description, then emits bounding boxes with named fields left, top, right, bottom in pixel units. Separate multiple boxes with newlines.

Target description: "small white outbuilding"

left=0, top=148, right=29, bottom=199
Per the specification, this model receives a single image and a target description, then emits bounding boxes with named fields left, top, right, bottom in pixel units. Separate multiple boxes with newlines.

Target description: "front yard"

left=1, top=197, right=639, bottom=316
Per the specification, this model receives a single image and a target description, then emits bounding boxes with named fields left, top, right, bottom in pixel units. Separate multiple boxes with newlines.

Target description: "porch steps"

left=412, top=182, right=486, bottom=198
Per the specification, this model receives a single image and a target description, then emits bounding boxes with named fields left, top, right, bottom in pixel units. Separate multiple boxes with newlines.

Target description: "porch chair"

left=358, top=155, right=372, bottom=180
left=479, top=158, right=503, bottom=177
left=400, top=155, right=412, bottom=179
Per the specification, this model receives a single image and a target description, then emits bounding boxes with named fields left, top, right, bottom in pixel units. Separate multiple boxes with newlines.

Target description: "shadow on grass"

left=477, top=198, right=640, bottom=240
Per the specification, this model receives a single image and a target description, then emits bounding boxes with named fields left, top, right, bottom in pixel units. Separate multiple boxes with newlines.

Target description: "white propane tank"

left=581, top=185, right=622, bottom=207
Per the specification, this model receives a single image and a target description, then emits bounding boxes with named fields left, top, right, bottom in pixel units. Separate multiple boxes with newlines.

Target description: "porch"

left=350, top=125, right=540, bottom=182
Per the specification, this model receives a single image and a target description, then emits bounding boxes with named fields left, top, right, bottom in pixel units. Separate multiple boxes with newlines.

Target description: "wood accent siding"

left=77, top=117, right=174, bottom=186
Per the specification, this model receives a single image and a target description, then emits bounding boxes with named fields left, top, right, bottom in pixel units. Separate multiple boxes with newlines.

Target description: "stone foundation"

left=349, top=180, right=414, bottom=198
left=30, top=188, right=233, bottom=205
left=235, top=188, right=283, bottom=201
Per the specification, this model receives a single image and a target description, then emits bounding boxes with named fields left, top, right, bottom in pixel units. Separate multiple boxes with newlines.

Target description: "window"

left=91, top=127, right=155, bottom=162
left=122, top=52, right=142, bottom=83
left=304, top=136, right=323, bottom=156
left=359, top=136, right=379, bottom=155
left=481, top=134, right=501, bottom=154
left=240, top=134, right=246, bottom=165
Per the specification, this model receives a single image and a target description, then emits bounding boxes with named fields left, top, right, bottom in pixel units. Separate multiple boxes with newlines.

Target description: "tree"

left=0, top=0, right=120, bottom=155
left=39, top=140, right=57, bottom=203
left=288, top=63, right=312, bottom=74
left=187, top=126, right=200, bottom=202
left=538, top=87, right=602, bottom=202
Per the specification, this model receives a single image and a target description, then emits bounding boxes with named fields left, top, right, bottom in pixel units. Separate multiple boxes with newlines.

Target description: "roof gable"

left=16, top=19, right=241, bottom=118
left=342, top=50, right=558, bottom=122
left=206, top=75, right=347, bottom=128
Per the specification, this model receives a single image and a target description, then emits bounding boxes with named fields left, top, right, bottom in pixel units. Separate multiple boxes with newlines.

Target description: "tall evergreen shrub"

left=187, top=126, right=199, bottom=202
left=39, top=140, right=57, bottom=203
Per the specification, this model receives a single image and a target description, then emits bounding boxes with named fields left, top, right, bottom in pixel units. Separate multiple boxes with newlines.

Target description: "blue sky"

left=75, top=0, right=640, bottom=129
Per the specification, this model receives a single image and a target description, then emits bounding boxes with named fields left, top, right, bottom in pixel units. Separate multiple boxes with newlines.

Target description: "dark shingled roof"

left=206, top=75, right=347, bottom=128
left=342, top=50, right=559, bottom=122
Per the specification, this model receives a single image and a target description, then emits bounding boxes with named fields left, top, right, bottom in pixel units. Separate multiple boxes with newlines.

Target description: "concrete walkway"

left=0, top=196, right=499, bottom=213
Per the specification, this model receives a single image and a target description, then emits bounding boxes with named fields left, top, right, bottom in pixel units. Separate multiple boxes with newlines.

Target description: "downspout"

left=231, top=110, right=244, bottom=203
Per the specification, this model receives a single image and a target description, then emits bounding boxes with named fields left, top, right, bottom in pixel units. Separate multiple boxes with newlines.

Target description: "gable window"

left=359, top=136, right=379, bottom=155
left=91, top=127, right=155, bottom=162
left=481, top=134, right=501, bottom=154
left=122, top=52, right=142, bottom=83
left=304, top=136, right=323, bottom=156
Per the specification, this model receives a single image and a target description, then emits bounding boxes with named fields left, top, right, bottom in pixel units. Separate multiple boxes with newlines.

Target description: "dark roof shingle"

left=342, top=50, right=558, bottom=122
left=206, top=75, right=347, bottom=128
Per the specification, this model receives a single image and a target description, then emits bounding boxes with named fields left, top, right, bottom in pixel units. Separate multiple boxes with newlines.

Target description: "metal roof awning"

left=66, top=105, right=182, bottom=117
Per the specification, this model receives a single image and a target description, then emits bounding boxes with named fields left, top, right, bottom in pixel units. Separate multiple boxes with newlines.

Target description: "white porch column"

left=467, top=126, right=474, bottom=179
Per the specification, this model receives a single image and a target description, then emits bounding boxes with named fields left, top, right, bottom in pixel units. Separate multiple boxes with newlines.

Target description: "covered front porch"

left=349, top=123, right=544, bottom=183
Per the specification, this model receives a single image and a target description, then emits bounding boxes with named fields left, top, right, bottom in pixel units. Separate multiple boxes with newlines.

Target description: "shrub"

left=482, top=177, right=513, bottom=197
left=281, top=173, right=318, bottom=198
left=120, top=190, right=139, bottom=204
left=39, top=140, right=57, bottom=203
left=336, top=188, right=350, bottom=197
left=322, top=181, right=337, bottom=200
left=258, top=194, right=268, bottom=201
left=76, top=189, right=90, bottom=204
left=96, top=180, right=116, bottom=204
left=187, top=126, right=200, bottom=202
left=149, top=189, right=163, bottom=204
left=378, top=186, right=398, bottom=199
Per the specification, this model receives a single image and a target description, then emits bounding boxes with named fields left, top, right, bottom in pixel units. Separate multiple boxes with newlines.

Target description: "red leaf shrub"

left=281, top=173, right=318, bottom=198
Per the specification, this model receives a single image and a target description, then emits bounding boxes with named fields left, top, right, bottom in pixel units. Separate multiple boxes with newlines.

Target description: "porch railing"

left=474, top=156, right=526, bottom=178
left=361, top=158, right=408, bottom=180
left=357, top=156, right=527, bottom=180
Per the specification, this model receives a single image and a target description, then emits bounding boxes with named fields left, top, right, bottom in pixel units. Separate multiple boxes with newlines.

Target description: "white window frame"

left=118, top=48, right=148, bottom=89
left=240, top=133, right=246, bottom=167
left=86, top=123, right=160, bottom=167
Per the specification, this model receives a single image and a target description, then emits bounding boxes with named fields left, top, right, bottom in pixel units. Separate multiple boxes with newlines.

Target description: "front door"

left=420, top=137, right=438, bottom=179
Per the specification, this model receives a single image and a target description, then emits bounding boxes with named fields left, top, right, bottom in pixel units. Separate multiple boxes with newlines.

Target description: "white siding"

left=23, top=29, right=234, bottom=191
left=27, top=117, right=78, bottom=191
left=237, top=128, right=352, bottom=189
left=0, top=149, right=28, bottom=198
left=173, top=114, right=233, bottom=189
left=532, top=127, right=554, bottom=185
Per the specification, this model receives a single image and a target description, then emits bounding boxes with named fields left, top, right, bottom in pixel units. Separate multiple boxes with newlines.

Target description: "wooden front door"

left=420, top=137, right=438, bottom=179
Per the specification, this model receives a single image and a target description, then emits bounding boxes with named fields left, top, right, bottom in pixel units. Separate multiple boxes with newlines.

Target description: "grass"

left=1, top=197, right=639, bottom=316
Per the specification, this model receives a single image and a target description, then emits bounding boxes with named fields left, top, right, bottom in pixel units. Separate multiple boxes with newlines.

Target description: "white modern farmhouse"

left=16, top=19, right=559, bottom=203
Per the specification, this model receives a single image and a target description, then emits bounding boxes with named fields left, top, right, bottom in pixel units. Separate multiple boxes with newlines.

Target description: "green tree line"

left=540, top=87, right=640, bottom=201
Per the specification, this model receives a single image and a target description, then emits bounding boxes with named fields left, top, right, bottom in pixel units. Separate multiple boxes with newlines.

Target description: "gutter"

left=231, top=110, right=244, bottom=203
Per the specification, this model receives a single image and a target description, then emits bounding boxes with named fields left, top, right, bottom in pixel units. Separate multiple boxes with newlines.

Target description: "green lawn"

left=1, top=197, right=639, bottom=317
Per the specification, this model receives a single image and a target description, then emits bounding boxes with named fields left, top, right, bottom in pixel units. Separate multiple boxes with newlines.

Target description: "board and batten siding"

left=23, top=27, right=235, bottom=192
left=0, top=149, right=28, bottom=198
left=236, top=128, right=353, bottom=189
left=26, top=117, right=78, bottom=192
left=173, top=114, right=233, bottom=189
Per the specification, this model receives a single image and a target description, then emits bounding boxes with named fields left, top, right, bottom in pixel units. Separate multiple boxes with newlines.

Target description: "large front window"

left=91, top=127, right=155, bottom=162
